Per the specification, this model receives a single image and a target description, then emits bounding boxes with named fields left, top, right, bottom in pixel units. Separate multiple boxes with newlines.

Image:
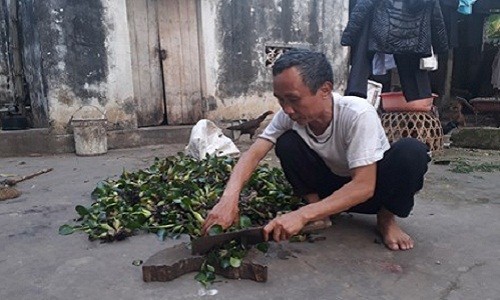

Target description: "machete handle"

left=299, top=218, right=332, bottom=234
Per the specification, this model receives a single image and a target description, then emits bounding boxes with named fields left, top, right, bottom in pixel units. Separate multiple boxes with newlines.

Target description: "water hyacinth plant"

left=59, top=153, right=305, bottom=285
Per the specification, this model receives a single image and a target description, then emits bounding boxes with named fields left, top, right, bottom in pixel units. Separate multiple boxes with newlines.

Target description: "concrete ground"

left=1, top=140, right=499, bottom=300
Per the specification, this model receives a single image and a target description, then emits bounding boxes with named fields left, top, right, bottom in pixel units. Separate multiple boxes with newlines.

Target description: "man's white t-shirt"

left=259, top=93, right=390, bottom=177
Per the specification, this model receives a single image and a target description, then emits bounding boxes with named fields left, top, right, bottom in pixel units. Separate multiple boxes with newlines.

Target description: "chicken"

left=442, top=120, right=459, bottom=135
left=226, top=110, right=274, bottom=140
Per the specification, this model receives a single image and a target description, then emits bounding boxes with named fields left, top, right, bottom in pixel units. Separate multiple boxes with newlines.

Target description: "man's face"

left=273, top=67, right=327, bottom=125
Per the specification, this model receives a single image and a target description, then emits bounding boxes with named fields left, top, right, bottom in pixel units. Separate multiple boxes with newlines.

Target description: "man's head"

left=272, top=49, right=333, bottom=95
left=272, top=49, right=334, bottom=125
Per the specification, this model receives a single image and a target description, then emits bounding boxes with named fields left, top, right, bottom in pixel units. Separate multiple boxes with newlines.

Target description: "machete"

left=191, top=219, right=332, bottom=255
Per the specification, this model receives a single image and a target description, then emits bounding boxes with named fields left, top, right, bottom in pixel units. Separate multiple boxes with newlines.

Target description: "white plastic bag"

left=420, top=47, right=438, bottom=71
left=185, top=119, right=240, bottom=160
left=367, top=80, right=383, bottom=109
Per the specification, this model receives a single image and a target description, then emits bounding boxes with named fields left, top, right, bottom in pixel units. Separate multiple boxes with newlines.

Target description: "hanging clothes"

left=341, top=0, right=380, bottom=50
left=457, top=0, right=477, bottom=15
left=345, top=13, right=374, bottom=99
left=342, top=0, right=448, bottom=56
left=370, top=0, right=449, bottom=56
left=372, top=53, right=397, bottom=75
left=342, top=0, right=449, bottom=101
left=440, top=0, right=460, bottom=48
left=394, top=54, right=433, bottom=100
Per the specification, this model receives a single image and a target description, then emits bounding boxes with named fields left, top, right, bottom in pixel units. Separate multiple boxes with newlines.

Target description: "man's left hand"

left=263, top=210, right=308, bottom=242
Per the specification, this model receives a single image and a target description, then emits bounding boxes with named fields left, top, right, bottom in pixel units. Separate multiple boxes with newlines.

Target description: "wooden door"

left=157, top=0, right=203, bottom=125
left=127, top=0, right=165, bottom=127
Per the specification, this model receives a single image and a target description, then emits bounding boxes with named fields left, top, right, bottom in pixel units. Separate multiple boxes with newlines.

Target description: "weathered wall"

left=19, top=0, right=135, bottom=133
left=199, top=0, right=349, bottom=121
left=8, top=0, right=349, bottom=132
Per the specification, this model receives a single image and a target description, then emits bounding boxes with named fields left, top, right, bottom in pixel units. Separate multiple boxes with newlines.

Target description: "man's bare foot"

left=377, top=208, right=414, bottom=251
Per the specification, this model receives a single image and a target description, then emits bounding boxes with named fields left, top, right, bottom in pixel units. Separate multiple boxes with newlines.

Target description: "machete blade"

left=191, top=227, right=265, bottom=255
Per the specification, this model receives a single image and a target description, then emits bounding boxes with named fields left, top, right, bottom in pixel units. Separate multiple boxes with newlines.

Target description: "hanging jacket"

left=341, top=0, right=380, bottom=48
left=342, top=0, right=449, bottom=57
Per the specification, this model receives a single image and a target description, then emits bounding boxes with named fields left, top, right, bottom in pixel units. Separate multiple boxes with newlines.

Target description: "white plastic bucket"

left=70, top=106, right=108, bottom=156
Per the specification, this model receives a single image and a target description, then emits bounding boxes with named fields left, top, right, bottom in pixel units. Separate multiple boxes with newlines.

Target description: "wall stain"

left=280, top=0, right=294, bottom=43
left=122, top=100, right=136, bottom=115
left=57, top=88, right=74, bottom=106
left=63, top=0, right=107, bottom=102
left=307, top=0, right=320, bottom=45
left=215, top=0, right=321, bottom=101
left=20, top=0, right=108, bottom=122
left=0, top=0, right=13, bottom=107
left=216, top=1, right=258, bottom=98
left=18, top=0, right=49, bottom=127
left=205, top=95, right=217, bottom=111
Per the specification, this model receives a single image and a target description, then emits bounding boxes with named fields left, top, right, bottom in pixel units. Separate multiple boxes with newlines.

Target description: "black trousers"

left=275, top=131, right=430, bottom=218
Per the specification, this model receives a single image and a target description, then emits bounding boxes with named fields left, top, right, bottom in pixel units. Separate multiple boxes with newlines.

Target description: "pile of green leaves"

left=59, top=153, right=304, bottom=285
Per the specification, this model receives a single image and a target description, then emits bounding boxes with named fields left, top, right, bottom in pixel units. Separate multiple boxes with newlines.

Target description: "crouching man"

left=202, top=49, right=430, bottom=251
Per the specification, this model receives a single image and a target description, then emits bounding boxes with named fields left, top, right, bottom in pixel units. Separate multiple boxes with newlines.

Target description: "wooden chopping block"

left=142, top=242, right=268, bottom=282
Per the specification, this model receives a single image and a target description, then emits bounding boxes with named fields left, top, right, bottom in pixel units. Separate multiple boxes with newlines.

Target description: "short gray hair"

left=272, top=49, right=334, bottom=94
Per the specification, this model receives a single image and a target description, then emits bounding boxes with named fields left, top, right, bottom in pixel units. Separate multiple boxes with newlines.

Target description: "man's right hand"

left=201, top=195, right=239, bottom=235
left=200, top=138, right=274, bottom=235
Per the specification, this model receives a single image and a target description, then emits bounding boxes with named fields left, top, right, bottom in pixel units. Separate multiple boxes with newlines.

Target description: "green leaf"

left=157, top=229, right=167, bottom=241
left=194, top=272, right=207, bottom=282
left=208, top=224, right=223, bottom=236
left=256, top=242, right=269, bottom=253
left=140, top=208, right=152, bottom=218
left=194, top=270, right=215, bottom=287
left=97, top=211, right=107, bottom=221
left=239, top=215, right=252, bottom=229
left=134, top=214, right=147, bottom=225
left=75, top=205, right=89, bottom=217
left=220, top=258, right=230, bottom=269
left=218, top=249, right=229, bottom=257
left=206, top=271, right=216, bottom=281
left=112, top=218, right=121, bottom=230
left=91, top=181, right=108, bottom=200
left=206, top=264, right=215, bottom=272
left=132, top=259, right=143, bottom=266
left=59, top=224, right=76, bottom=235
left=229, top=257, right=241, bottom=268
left=99, top=224, right=114, bottom=237
left=180, top=198, right=192, bottom=210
